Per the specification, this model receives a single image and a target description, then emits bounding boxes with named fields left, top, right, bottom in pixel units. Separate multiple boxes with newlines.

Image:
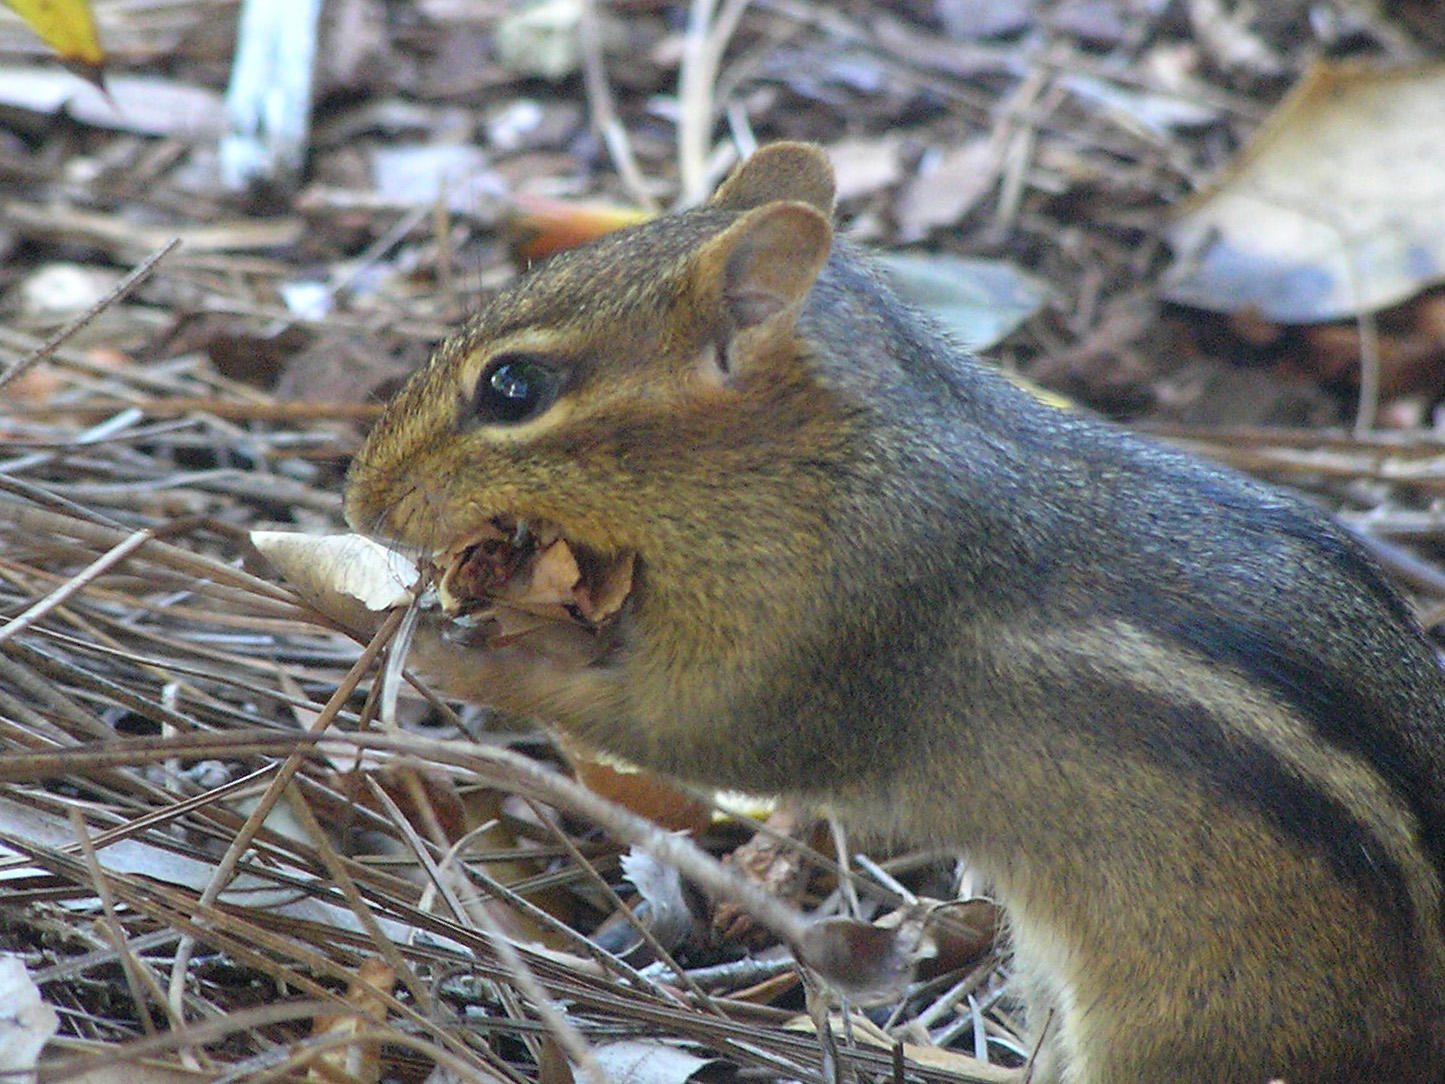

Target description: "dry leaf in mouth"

left=575, top=550, right=635, bottom=624
left=437, top=518, right=634, bottom=638
left=248, top=527, right=631, bottom=667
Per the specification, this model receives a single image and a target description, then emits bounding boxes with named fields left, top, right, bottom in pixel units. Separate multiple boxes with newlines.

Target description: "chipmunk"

left=344, top=142, right=1445, bottom=1083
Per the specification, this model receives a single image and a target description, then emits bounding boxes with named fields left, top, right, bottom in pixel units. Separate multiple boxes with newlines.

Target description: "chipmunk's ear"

left=711, top=142, right=836, bottom=215
left=689, top=201, right=832, bottom=340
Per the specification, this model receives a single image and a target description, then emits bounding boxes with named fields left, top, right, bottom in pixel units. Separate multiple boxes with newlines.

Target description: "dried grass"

left=0, top=325, right=1015, bottom=1083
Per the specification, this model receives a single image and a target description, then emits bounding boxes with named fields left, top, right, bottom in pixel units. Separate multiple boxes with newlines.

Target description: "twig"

left=70, top=809, right=172, bottom=1037
left=0, top=238, right=181, bottom=393
left=462, top=866, right=609, bottom=1084
left=578, top=0, right=658, bottom=211
left=0, top=528, right=155, bottom=647
left=526, top=797, right=723, bottom=1012
left=677, top=0, right=753, bottom=207
left=0, top=397, right=383, bottom=422
left=165, top=608, right=407, bottom=1031
left=0, top=728, right=816, bottom=944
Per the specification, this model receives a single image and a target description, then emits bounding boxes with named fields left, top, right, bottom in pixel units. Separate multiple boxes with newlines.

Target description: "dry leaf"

left=619, top=848, right=699, bottom=952
left=1164, top=61, right=1445, bottom=322
left=526, top=540, right=584, bottom=607
left=250, top=530, right=417, bottom=632
left=893, top=139, right=998, bottom=242
left=714, top=803, right=815, bottom=945
left=307, top=958, right=394, bottom=1083
left=825, top=135, right=904, bottom=202
left=588, top=1040, right=731, bottom=1084
left=918, top=898, right=1001, bottom=976
left=557, top=733, right=712, bottom=833
left=0, top=955, right=56, bottom=1080
left=793, top=902, right=938, bottom=1007
left=507, top=195, right=651, bottom=263
left=437, top=519, right=634, bottom=642
left=0, top=71, right=228, bottom=137
left=575, top=551, right=634, bottom=625
left=493, top=0, right=585, bottom=81
left=877, top=252, right=1048, bottom=352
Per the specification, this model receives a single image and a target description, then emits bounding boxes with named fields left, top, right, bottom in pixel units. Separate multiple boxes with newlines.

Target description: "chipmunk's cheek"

left=428, top=514, right=635, bottom=668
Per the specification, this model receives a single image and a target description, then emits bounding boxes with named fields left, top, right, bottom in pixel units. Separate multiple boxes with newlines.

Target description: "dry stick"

left=262, top=203, right=431, bottom=340
left=367, top=778, right=483, bottom=927
left=367, top=774, right=610, bottom=1084
left=0, top=471, right=130, bottom=535
left=19, top=771, right=1001, bottom=1080
left=1, top=397, right=382, bottom=423
left=677, top=0, right=720, bottom=205
left=0, top=325, right=189, bottom=399
left=0, top=728, right=816, bottom=949
left=208, top=1025, right=510, bottom=1084
left=0, top=238, right=182, bottom=392
left=447, top=862, right=610, bottom=1084
left=384, top=737, right=811, bottom=950
left=577, top=0, right=657, bottom=211
left=1216, top=184, right=1384, bottom=433
left=68, top=808, right=169, bottom=1038
left=825, top=814, right=861, bottom=919
left=677, top=0, right=753, bottom=207
left=35, top=1000, right=338, bottom=1084
left=378, top=780, right=681, bottom=1006
left=987, top=58, right=1054, bottom=241
left=369, top=788, right=560, bottom=1075
left=1345, top=249, right=1382, bottom=436
left=524, top=796, right=724, bottom=1014
left=3, top=739, right=940, bottom=1061
left=0, top=648, right=116, bottom=740
left=164, top=608, right=406, bottom=1036
left=0, top=527, right=155, bottom=648
left=0, top=499, right=296, bottom=604
left=114, top=856, right=511, bottom=1083
left=358, top=748, right=605, bottom=1082
left=283, top=779, right=436, bottom=1013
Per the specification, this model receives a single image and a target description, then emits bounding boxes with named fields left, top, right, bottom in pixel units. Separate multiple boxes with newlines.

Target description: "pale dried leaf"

left=1165, top=61, right=1445, bottom=322
left=438, top=521, right=634, bottom=641
left=619, top=848, right=697, bottom=952
left=825, top=136, right=904, bottom=202
left=515, top=539, right=582, bottom=607
left=575, top=551, right=634, bottom=624
left=590, top=1040, right=731, bottom=1084
left=308, top=959, right=394, bottom=1083
left=0, top=69, right=226, bottom=136
left=879, top=252, right=1048, bottom=351
left=0, top=956, right=56, bottom=1078
left=893, top=139, right=997, bottom=242
left=251, top=530, right=417, bottom=630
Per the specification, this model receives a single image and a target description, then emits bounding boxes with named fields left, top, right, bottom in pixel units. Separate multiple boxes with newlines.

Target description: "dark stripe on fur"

left=1074, top=662, right=1417, bottom=934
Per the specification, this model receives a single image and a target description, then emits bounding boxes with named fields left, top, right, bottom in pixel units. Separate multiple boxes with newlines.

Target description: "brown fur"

left=347, top=143, right=1445, bottom=1083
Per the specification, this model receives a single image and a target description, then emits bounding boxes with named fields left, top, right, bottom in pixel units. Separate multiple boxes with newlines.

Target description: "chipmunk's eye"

left=472, top=353, right=560, bottom=425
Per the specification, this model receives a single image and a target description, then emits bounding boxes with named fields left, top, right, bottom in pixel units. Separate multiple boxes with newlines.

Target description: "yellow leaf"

left=2, top=0, right=103, bottom=66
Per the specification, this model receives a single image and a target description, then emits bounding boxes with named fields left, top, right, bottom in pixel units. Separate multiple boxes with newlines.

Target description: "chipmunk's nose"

left=343, top=459, right=443, bottom=552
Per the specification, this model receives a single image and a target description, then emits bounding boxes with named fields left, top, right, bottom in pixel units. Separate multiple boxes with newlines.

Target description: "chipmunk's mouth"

left=433, top=515, right=635, bottom=649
